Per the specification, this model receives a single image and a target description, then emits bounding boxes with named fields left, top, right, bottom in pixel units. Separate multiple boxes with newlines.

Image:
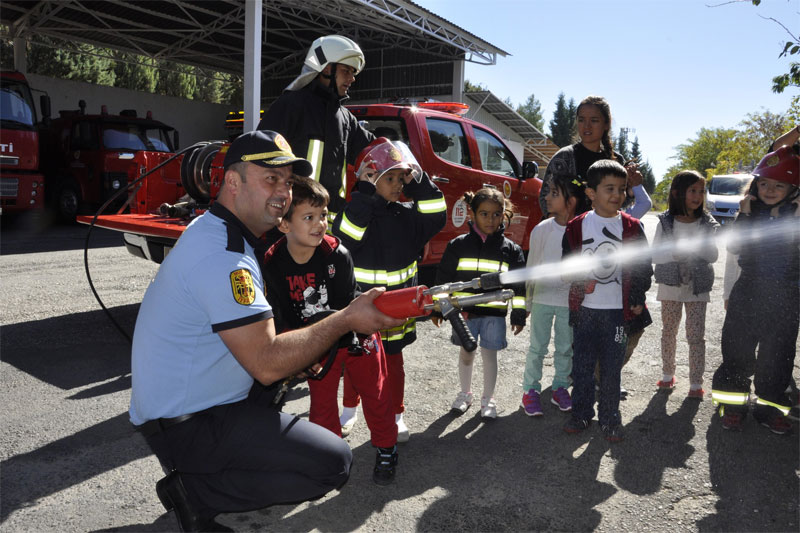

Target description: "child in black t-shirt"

left=261, top=178, right=398, bottom=485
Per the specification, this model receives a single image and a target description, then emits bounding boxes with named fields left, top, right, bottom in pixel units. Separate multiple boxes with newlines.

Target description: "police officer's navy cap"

left=223, top=130, right=312, bottom=177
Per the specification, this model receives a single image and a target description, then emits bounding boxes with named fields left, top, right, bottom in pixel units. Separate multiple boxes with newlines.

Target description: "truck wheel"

left=58, top=183, right=80, bottom=222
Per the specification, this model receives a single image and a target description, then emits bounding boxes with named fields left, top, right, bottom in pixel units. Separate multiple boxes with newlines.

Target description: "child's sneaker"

left=340, top=406, right=358, bottom=437
left=563, top=416, right=591, bottom=434
left=480, top=397, right=497, bottom=419
left=759, top=415, right=792, bottom=435
left=601, top=424, right=624, bottom=442
left=451, top=391, right=474, bottom=413
left=687, top=388, right=705, bottom=400
left=551, top=387, right=572, bottom=412
left=721, top=411, right=743, bottom=431
left=372, top=445, right=398, bottom=485
left=395, top=413, right=409, bottom=443
left=657, top=377, right=676, bottom=390
left=521, top=389, right=543, bottom=417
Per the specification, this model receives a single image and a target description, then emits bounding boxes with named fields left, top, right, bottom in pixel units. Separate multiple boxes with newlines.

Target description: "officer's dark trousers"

left=572, top=306, right=627, bottom=426
left=144, top=384, right=353, bottom=521
left=712, top=278, right=799, bottom=420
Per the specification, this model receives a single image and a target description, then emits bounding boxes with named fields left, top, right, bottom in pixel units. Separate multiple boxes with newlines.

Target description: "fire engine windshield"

left=0, top=79, right=36, bottom=128
left=102, top=123, right=174, bottom=152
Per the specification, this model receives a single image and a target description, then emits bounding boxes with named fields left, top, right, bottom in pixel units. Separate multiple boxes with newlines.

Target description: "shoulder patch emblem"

left=230, top=269, right=256, bottom=305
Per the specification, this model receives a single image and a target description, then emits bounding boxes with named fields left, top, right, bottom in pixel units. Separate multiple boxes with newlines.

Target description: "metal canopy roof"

left=1, top=0, right=508, bottom=77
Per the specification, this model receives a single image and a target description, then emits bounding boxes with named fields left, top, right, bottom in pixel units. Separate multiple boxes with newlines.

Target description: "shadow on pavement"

left=698, top=412, right=799, bottom=532
left=1, top=215, right=123, bottom=255
left=0, top=412, right=151, bottom=524
left=223, top=410, right=614, bottom=531
left=1, top=304, right=138, bottom=390
left=612, top=391, right=698, bottom=495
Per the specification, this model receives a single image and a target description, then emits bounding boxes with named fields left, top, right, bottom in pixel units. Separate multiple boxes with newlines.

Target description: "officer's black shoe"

left=156, top=471, right=233, bottom=532
left=373, top=445, right=398, bottom=486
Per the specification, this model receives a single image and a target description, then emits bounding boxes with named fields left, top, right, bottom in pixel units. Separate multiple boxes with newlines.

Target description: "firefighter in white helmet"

left=259, top=35, right=375, bottom=217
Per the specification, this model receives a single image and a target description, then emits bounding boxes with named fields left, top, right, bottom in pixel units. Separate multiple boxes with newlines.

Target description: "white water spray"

left=498, top=217, right=800, bottom=286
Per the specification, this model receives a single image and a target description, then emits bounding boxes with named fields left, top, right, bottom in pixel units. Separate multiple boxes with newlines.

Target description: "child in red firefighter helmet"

left=332, top=137, right=446, bottom=442
left=711, top=144, right=800, bottom=434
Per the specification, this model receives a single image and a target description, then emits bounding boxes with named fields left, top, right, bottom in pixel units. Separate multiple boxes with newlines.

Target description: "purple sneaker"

left=521, top=389, right=543, bottom=417
left=551, top=387, right=572, bottom=412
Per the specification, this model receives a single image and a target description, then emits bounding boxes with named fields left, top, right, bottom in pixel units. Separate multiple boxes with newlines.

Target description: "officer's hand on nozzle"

left=512, top=324, right=524, bottom=335
left=344, top=287, right=404, bottom=334
left=630, top=304, right=643, bottom=316
left=431, top=316, right=443, bottom=328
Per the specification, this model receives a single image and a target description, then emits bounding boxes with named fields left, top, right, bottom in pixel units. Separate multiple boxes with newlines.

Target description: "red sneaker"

left=722, top=411, right=743, bottom=431
left=760, top=415, right=792, bottom=435
left=687, top=388, right=705, bottom=399
left=657, top=377, right=676, bottom=390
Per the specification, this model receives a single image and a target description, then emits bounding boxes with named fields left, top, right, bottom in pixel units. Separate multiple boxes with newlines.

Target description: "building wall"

left=26, top=74, right=231, bottom=147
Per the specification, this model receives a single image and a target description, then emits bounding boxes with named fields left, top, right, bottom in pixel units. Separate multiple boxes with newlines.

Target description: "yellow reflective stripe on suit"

left=354, top=261, right=418, bottom=287
left=338, top=212, right=367, bottom=241
left=754, top=397, right=791, bottom=416
left=417, top=197, right=447, bottom=214
left=455, top=258, right=509, bottom=273
left=381, top=318, right=416, bottom=342
left=711, top=390, right=749, bottom=406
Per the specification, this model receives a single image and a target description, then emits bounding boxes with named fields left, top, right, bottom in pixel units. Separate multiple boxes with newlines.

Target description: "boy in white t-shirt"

left=561, top=160, right=653, bottom=442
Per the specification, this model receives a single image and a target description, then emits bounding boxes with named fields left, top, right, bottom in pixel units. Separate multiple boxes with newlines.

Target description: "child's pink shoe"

left=687, top=388, right=705, bottom=399
left=657, top=377, right=676, bottom=390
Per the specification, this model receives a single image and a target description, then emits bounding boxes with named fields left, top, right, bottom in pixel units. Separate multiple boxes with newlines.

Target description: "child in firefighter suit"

left=332, top=138, right=447, bottom=442
left=432, top=187, right=527, bottom=419
left=261, top=177, right=399, bottom=485
left=711, top=144, right=800, bottom=435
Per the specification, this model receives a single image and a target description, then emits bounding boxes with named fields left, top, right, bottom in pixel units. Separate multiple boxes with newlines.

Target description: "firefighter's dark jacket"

left=434, top=221, right=527, bottom=327
left=331, top=175, right=446, bottom=352
left=258, top=79, right=374, bottom=214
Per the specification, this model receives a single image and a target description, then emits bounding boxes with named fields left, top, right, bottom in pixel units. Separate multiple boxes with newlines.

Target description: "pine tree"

left=616, top=128, right=630, bottom=161
left=156, top=61, right=196, bottom=99
left=631, top=137, right=656, bottom=193
left=516, top=93, right=544, bottom=131
left=113, top=52, right=157, bottom=93
left=28, top=37, right=115, bottom=86
left=549, top=92, right=576, bottom=147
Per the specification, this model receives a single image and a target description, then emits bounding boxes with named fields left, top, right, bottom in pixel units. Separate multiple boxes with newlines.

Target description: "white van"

left=706, top=174, right=753, bottom=224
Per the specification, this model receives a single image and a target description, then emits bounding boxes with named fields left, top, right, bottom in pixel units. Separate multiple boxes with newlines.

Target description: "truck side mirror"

left=173, top=130, right=180, bottom=150
left=522, top=161, right=538, bottom=180
left=40, top=94, right=51, bottom=122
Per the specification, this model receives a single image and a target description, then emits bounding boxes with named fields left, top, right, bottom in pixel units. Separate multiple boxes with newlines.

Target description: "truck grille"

left=0, top=178, right=19, bottom=197
left=0, top=155, right=20, bottom=166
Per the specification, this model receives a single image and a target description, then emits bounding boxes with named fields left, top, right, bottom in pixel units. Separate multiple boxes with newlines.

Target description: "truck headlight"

left=706, top=200, right=715, bottom=211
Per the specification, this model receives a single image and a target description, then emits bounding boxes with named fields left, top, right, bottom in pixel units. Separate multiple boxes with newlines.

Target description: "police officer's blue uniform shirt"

left=129, top=203, right=273, bottom=425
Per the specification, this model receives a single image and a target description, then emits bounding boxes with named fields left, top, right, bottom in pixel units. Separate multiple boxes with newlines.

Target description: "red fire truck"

left=80, top=102, right=542, bottom=277
left=40, top=100, right=181, bottom=221
left=0, top=70, right=46, bottom=214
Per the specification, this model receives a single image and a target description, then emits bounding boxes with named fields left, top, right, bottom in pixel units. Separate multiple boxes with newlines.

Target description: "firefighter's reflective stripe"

left=306, top=139, right=324, bottom=181
left=381, top=318, right=416, bottom=342
left=417, top=197, right=447, bottom=214
left=338, top=212, right=367, bottom=241
left=456, top=258, right=509, bottom=273
left=355, top=261, right=417, bottom=288
left=754, top=397, right=791, bottom=416
left=338, top=163, right=346, bottom=199
left=445, top=291, right=508, bottom=310
left=512, top=296, right=525, bottom=310
left=711, top=389, right=749, bottom=406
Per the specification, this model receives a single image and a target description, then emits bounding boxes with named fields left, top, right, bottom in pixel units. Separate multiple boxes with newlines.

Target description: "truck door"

left=469, top=125, right=540, bottom=250
left=68, top=119, right=100, bottom=204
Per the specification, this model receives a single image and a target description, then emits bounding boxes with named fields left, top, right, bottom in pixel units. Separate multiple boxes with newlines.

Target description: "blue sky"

left=418, top=0, right=798, bottom=181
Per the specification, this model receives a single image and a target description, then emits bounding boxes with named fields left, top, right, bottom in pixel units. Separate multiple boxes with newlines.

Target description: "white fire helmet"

left=355, top=138, right=423, bottom=184
left=285, top=35, right=365, bottom=91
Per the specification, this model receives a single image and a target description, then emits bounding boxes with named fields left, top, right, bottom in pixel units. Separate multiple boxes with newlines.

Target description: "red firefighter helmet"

left=752, top=144, right=800, bottom=187
left=355, top=138, right=422, bottom=184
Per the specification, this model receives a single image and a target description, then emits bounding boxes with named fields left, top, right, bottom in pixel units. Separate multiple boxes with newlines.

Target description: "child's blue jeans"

left=572, top=306, right=627, bottom=426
